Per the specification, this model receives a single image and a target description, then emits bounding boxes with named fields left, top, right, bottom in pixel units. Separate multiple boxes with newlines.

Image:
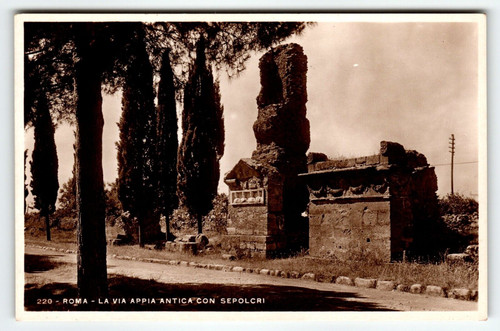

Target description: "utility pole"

left=449, top=134, right=455, bottom=195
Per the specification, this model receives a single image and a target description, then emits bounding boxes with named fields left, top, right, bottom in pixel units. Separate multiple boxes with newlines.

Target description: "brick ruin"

left=223, top=43, right=440, bottom=261
left=223, top=43, right=310, bottom=258
left=301, top=141, right=439, bottom=262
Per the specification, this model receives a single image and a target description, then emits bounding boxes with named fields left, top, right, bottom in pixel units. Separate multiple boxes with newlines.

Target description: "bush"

left=169, top=193, right=228, bottom=234
left=438, top=193, right=479, bottom=253
left=439, top=193, right=478, bottom=216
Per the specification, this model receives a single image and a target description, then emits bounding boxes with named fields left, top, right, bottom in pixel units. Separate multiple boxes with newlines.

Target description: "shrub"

left=170, top=193, right=228, bottom=234
left=439, top=193, right=478, bottom=216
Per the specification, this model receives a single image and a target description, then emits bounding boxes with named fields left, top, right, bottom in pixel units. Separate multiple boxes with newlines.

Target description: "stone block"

left=448, top=288, right=471, bottom=301
left=425, top=285, right=446, bottom=297
left=279, top=271, right=290, bottom=278
left=232, top=266, right=245, bottom=273
left=335, top=276, right=354, bottom=286
left=290, top=271, right=301, bottom=279
left=446, top=253, right=472, bottom=263
left=196, top=234, right=209, bottom=249
left=410, top=284, right=424, bottom=294
left=396, top=284, right=409, bottom=292
left=182, top=235, right=196, bottom=242
left=376, top=280, right=396, bottom=291
left=178, top=242, right=197, bottom=255
left=301, top=273, right=317, bottom=281
left=465, top=245, right=479, bottom=257
left=354, top=278, right=377, bottom=289
left=222, top=254, right=236, bottom=261
left=260, top=269, right=270, bottom=275
left=179, top=261, right=189, bottom=267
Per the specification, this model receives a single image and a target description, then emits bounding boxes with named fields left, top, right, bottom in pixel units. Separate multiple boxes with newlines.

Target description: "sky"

left=24, top=20, right=481, bottom=210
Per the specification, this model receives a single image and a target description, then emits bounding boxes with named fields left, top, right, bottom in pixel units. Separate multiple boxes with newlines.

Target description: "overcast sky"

left=24, top=20, right=481, bottom=209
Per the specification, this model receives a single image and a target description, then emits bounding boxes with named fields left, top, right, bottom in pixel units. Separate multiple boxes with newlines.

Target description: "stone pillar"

left=251, top=43, right=310, bottom=253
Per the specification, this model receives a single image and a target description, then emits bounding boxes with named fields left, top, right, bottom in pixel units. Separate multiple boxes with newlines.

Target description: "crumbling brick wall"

left=223, top=43, right=310, bottom=257
left=251, top=43, right=310, bottom=252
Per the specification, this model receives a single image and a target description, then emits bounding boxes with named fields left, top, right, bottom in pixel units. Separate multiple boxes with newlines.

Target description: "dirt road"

left=24, top=246, right=477, bottom=312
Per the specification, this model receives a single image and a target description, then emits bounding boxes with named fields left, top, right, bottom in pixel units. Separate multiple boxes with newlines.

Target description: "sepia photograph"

left=15, top=13, right=486, bottom=320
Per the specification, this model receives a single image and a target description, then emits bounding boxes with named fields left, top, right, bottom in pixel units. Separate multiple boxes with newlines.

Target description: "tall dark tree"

left=24, top=21, right=308, bottom=299
left=30, top=91, right=59, bottom=241
left=177, top=39, right=225, bottom=234
left=117, top=26, right=161, bottom=246
left=156, top=49, right=179, bottom=240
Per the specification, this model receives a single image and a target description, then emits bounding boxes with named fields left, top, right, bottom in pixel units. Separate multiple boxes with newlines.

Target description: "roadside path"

left=24, top=246, right=477, bottom=312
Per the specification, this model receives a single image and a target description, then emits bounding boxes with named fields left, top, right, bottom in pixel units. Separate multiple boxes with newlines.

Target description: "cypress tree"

left=156, top=50, right=179, bottom=240
left=117, top=26, right=160, bottom=246
left=30, top=91, right=59, bottom=241
left=177, top=38, right=225, bottom=234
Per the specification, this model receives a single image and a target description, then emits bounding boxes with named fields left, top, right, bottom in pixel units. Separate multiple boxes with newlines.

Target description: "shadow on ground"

left=25, top=254, right=66, bottom=273
left=24, top=253, right=396, bottom=312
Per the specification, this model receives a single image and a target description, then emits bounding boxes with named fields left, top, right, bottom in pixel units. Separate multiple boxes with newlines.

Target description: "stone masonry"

left=300, top=141, right=439, bottom=262
left=223, top=43, right=310, bottom=258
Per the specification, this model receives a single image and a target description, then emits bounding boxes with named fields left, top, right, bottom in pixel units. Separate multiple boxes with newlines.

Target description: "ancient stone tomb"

left=222, top=42, right=439, bottom=262
left=222, top=43, right=309, bottom=258
left=301, top=141, right=439, bottom=262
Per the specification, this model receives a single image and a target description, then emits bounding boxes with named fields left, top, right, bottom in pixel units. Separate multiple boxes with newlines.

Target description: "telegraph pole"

left=449, top=134, right=455, bottom=195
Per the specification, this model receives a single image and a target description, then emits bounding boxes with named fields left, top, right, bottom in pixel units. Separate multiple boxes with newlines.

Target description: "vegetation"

left=117, top=26, right=161, bottom=245
left=438, top=193, right=479, bottom=253
left=30, top=91, right=59, bottom=241
left=156, top=50, right=179, bottom=241
left=439, top=193, right=478, bottom=216
left=25, top=229, right=478, bottom=291
left=177, top=39, right=225, bottom=234
left=24, top=21, right=309, bottom=298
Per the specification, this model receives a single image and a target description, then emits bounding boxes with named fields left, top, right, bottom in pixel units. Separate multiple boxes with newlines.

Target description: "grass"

left=24, top=225, right=478, bottom=290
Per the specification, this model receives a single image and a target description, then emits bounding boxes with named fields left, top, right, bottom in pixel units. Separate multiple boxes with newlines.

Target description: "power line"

left=431, top=161, right=478, bottom=167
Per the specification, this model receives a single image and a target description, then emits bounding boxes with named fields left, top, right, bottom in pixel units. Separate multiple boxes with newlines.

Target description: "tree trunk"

left=44, top=211, right=51, bottom=241
left=74, top=27, right=108, bottom=300
left=165, top=214, right=171, bottom=241
left=197, top=214, right=203, bottom=234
